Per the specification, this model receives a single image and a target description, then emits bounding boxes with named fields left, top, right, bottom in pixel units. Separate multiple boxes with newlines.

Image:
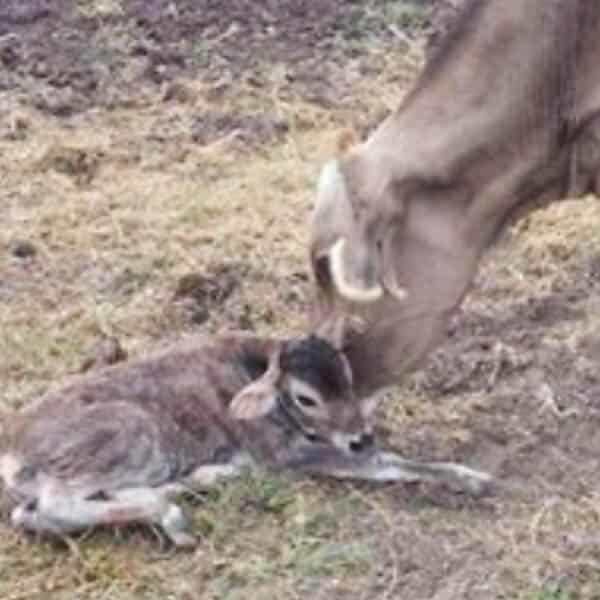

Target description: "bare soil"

left=1, top=1, right=598, bottom=599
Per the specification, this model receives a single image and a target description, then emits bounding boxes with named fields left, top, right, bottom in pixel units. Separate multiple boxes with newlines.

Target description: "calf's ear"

left=229, top=349, right=281, bottom=420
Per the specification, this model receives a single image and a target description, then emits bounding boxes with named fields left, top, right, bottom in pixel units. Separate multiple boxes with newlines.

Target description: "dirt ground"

left=1, top=1, right=599, bottom=599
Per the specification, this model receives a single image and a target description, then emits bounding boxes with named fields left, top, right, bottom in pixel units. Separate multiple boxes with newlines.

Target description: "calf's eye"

left=296, top=394, right=318, bottom=408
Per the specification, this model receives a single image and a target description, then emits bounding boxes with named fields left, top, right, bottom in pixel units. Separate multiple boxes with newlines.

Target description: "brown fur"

left=310, top=0, right=600, bottom=396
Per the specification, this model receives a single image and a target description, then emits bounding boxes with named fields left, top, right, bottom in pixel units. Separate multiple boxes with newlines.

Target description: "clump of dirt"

left=36, top=145, right=103, bottom=185
left=190, top=111, right=289, bottom=149
left=79, top=336, right=128, bottom=373
left=0, top=113, right=29, bottom=141
left=8, top=239, right=37, bottom=259
left=174, top=262, right=251, bottom=325
left=0, top=0, right=432, bottom=117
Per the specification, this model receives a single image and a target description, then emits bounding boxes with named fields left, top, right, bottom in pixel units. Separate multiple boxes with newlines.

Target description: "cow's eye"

left=296, top=394, right=318, bottom=408
left=314, top=254, right=332, bottom=288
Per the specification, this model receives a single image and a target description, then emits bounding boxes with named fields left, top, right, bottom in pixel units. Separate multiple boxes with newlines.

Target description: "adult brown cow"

left=310, top=0, right=600, bottom=398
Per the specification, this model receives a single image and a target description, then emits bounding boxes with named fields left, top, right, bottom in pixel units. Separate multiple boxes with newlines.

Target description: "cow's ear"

left=336, top=128, right=359, bottom=157
left=316, top=314, right=347, bottom=350
left=315, top=314, right=367, bottom=351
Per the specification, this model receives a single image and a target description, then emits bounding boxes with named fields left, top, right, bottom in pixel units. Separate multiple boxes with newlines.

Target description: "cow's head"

left=310, top=130, right=408, bottom=307
left=309, top=128, right=482, bottom=395
left=308, top=0, right=589, bottom=395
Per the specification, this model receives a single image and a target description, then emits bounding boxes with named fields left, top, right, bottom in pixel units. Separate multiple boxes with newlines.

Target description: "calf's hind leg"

left=11, top=459, right=252, bottom=547
left=11, top=481, right=195, bottom=547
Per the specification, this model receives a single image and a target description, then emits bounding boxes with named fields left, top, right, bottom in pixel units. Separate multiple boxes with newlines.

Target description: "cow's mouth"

left=326, top=237, right=407, bottom=304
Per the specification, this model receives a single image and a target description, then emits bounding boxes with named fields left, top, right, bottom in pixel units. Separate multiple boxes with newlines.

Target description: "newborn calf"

left=0, top=327, right=492, bottom=547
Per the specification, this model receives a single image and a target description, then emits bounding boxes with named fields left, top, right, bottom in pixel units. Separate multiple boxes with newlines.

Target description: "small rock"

left=174, top=268, right=239, bottom=305
left=37, top=145, right=101, bottom=185
left=5, top=114, right=29, bottom=140
left=162, top=80, right=193, bottom=103
left=190, top=306, right=210, bottom=325
left=10, top=239, right=37, bottom=259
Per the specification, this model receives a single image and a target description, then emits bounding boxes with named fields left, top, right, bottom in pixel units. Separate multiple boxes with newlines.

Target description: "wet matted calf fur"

left=0, top=326, right=493, bottom=547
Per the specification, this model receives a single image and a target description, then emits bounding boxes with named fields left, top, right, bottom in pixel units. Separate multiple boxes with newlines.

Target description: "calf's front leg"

left=283, top=446, right=495, bottom=497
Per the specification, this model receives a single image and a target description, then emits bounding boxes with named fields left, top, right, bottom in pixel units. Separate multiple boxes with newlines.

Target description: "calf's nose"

left=349, top=432, right=375, bottom=454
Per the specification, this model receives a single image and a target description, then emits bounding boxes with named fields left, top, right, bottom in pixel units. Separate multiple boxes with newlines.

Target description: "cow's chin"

left=327, top=238, right=406, bottom=304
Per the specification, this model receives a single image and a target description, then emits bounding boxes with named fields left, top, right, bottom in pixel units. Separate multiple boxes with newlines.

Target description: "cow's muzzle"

left=328, top=237, right=407, bottom=304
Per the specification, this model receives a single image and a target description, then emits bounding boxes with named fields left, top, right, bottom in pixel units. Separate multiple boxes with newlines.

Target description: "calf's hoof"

left=161, top=503, right=197, bottom=549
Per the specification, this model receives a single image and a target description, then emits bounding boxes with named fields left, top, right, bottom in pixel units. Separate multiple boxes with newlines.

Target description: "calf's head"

left=230, top=323, right=376, bottom=455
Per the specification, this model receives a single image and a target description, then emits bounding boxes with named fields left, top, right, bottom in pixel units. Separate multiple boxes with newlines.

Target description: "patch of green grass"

left=178, top=197, right=230, bottom=227
left=342, top=0, right=427, bottom=41
left=521, top=586, right=574, bottom=600
left=385, top=1, right=428, bottom=30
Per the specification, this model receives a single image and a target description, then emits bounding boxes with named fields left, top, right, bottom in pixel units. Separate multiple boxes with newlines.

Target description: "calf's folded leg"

left=11, top=480, right=196, bottom=547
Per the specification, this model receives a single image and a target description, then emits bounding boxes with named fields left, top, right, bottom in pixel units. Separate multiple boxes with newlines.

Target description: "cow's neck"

left=343, top=3, right=583, bottom=394
left=341, top=1, right=600, bottom=395
left=367, top=0, right=582, bottom=255
left=345, top=133, right=574, bottom=395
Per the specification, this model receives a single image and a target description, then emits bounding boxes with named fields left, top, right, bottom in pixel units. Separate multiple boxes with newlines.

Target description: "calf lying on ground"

left=0, top=325, right=492, bottom=547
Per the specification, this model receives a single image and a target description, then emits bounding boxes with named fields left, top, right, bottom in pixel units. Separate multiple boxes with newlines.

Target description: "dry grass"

left=76, top=0, right=124, bottom=18
left=2, top=7, right=600, bottom=598
left=0, top=41, right=422, bottom=599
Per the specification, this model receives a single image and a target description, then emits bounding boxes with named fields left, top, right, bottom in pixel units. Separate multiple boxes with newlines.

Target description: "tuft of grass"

left=76, top=0, right=123, bottom=18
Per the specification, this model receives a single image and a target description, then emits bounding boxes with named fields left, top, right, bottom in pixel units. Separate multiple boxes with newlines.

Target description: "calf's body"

left=1, top=332, right=491, bottom=547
